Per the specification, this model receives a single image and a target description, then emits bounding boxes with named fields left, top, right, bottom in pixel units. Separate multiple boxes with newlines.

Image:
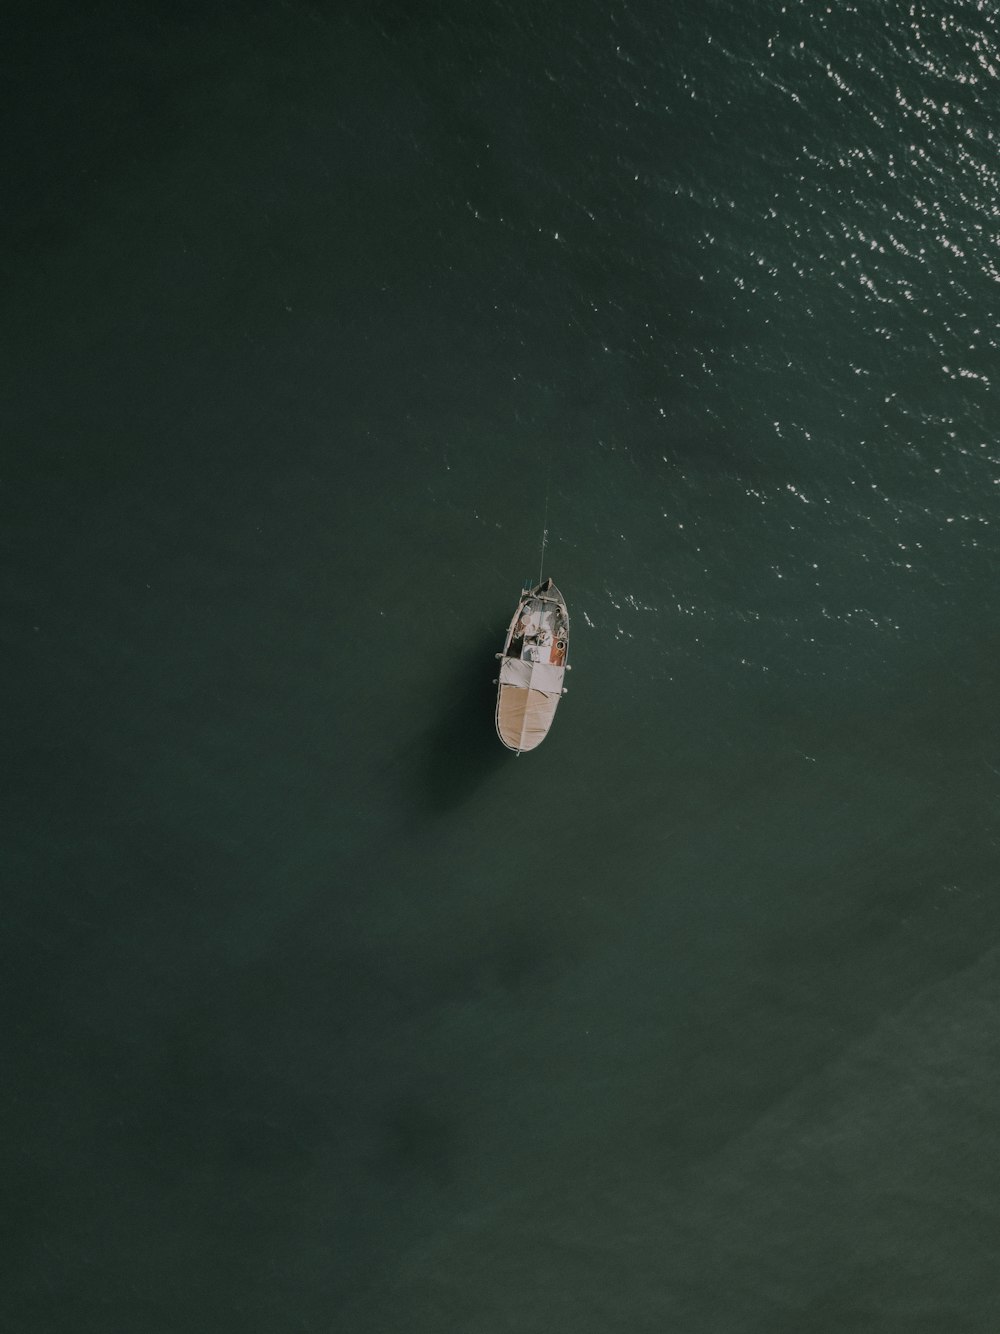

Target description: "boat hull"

left=495, top=578, right=569, bottom=752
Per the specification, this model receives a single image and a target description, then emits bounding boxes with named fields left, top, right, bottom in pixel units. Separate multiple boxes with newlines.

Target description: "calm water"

left=7, top=1, right=1000, bottom=1329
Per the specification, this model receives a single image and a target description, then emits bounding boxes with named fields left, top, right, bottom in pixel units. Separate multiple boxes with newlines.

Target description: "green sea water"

left=6, top=0, right=1000, bottom=1329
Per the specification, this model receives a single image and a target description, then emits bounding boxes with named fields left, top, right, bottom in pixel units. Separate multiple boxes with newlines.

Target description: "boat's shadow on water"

left=417, top=634, right=507, bottom=813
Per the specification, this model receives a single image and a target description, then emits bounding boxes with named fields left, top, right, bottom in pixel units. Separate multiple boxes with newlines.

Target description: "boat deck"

left=505, top=594, right=568, bottom=667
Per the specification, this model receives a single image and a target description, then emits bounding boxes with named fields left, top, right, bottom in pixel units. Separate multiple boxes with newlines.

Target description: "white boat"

left=494, top=577, right=570, bottom=753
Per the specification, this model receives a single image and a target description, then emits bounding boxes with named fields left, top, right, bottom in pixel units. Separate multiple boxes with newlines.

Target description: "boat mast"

left=538, top=480, right=549, bottom=586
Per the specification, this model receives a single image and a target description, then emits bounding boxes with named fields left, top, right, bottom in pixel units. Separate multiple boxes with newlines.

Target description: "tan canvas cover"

left=496, top=685, right=559, bottom=752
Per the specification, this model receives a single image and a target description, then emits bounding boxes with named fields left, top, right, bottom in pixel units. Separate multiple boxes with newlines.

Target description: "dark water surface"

left=6, top=1, right=1000, bottom=1329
